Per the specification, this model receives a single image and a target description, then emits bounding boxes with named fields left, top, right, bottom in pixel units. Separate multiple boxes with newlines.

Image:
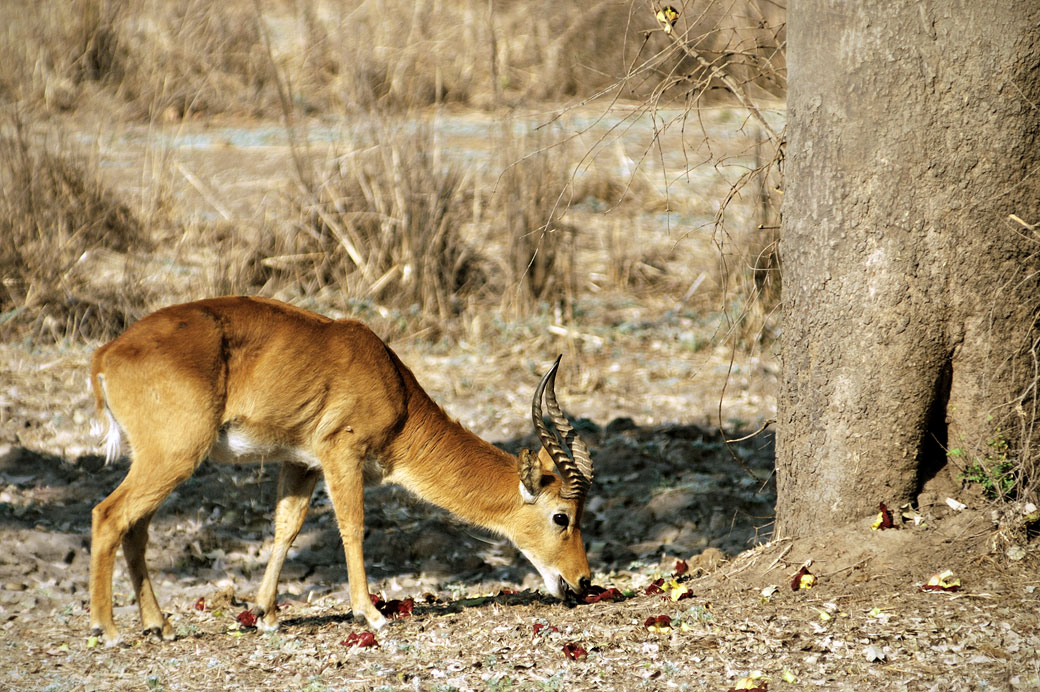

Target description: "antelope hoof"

left=254, top=608, right=280, bottom=632
left=143, top=621, right=175, bottom=641
left=355, top=608, right=387, bottom=631
left=91, top=626, right=123, bottom=648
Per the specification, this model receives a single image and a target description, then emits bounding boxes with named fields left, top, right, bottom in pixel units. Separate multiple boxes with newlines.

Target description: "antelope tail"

left=89, top=372, right=122, bottom=464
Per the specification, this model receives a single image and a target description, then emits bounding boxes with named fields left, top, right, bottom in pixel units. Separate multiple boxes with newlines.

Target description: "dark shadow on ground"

left=0, top=418, right=775, bottom=615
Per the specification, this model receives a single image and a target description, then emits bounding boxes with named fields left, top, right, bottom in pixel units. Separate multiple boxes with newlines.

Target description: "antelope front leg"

left=320, top=448, right=387, bottom=630
left=253, top=463, right=319, bottom=630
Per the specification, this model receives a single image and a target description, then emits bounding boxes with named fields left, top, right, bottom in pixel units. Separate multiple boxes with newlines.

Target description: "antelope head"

left=512, top=356, right=594, bottom=599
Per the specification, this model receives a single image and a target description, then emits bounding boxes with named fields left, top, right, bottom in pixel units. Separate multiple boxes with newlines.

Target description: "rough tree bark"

left=777, top=1, right=1040, bottom=535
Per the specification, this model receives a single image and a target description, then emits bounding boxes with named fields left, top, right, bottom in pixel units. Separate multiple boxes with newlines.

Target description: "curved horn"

left=532, top=355, right=593, bottom=500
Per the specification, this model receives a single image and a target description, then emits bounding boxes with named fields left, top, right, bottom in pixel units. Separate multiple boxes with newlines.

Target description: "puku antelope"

left=87, top=296, right=594, bottom=644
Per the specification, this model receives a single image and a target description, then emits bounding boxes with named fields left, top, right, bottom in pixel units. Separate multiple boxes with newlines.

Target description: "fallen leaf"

left=864, top=644, right=886, bottom=662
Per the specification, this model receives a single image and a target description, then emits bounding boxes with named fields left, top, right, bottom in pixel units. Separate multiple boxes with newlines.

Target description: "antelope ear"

left=536, top=446, right=557, bottom=475
left=517, top=448, right=541, bottom=503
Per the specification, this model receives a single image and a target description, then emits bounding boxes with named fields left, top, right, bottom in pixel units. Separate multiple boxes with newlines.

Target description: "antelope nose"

left=578, top=576, right=591, bottom=595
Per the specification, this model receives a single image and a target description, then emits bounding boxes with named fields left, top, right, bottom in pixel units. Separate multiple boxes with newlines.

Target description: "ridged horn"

left=532, top=355, right=593, bottom=501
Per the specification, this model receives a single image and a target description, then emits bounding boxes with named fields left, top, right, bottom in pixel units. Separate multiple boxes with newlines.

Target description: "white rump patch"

left=209, top=425, right=323, bottom=469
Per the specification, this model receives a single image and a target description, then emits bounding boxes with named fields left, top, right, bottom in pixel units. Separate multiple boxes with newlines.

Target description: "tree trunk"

left=777, top=1, right=1040, bottom=535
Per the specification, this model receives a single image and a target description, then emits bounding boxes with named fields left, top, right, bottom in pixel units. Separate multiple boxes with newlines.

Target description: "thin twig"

left=765, top=542, right=793, bottom=572
left=726, top=419, right=775, bottom=443
left=661, top=29, right=782, bottom=145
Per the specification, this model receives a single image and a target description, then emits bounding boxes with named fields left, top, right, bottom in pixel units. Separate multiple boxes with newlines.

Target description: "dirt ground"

left=1, top=340, right=1039, bottom=691
left=1, top=103, right=1037, bottom=691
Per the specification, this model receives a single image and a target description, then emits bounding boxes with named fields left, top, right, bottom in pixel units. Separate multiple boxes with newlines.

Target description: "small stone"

left=646, top=489, right=697, bottom=521
left=686, top=547, right=724, bottom=575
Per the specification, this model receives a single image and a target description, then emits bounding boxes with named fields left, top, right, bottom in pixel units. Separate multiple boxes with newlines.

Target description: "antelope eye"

left=552, top=512, right=569, bottom=528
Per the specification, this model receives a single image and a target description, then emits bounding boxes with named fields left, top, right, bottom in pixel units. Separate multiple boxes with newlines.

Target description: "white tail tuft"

left=90, top=374, right=123, bottom=464
left=100, top=408, right=122, bottom=463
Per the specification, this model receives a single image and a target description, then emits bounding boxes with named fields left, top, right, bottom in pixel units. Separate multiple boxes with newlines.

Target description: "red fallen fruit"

left=674, top=560, right=689, bottom=577
left=341, top=631, right=378, bottom=648
left=562, top=642, right=587, bottom=660
left=533, top=623, right=559, bottom=637
left=583, top=585, right=625, bottom=603
left=871, top=502, right=896, bottom=530
left=377, top=598, right=414, bottom=619
left=920, top=583, right=959, bottom=592
left=236, top=610, right=258, bottom=627
left=919, top=570, right=961, bottom=592
left=879, top=502, right=894, bottom=528
left=790, top=565, right=816, bottom=591
left=644, top=614, right=672, bottom=629
left=193, top=597, right=207, bottom=611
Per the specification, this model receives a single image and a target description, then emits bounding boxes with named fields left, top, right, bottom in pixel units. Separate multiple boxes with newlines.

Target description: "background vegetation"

left=0, top=0, right=785, bottom=349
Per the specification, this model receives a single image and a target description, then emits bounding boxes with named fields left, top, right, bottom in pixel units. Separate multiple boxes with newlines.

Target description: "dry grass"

left=0, top=0, right=785, bottom=118
left=282, top=125, right=483, bottom=327
left=0, top=0, right=789, bottom=347
left=0, top=0, right=275, bottom=119
left=0, top=116, right=154, bottom=341
left=492, top=128, right=578, bottom=317
left=0, top=0, right=789, bottom=362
